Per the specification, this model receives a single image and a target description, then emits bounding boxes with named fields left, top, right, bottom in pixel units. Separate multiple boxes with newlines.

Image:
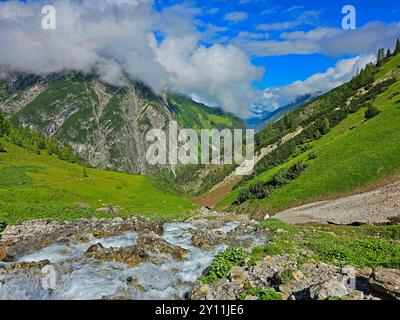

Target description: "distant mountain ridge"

left=245, top=94, right=313, bottom=132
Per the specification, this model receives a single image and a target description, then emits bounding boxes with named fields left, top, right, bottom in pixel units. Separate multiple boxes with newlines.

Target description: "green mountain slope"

left=219, top=49, right=400, bottom=213
left=0, top=137, right=195, bottom=225
left=0, top=72, right=244, bottom=176
left=166, top=93, right=245, bottom=131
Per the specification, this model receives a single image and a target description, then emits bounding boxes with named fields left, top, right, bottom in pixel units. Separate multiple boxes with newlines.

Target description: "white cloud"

left=257, top=11, right=320, bottom=31
left=319, top=22, right=400, bottom=56
left=280, top=27, right=340, bottom=41
left=0, top=0, right=262, bottom=118
left=259, top=54, right=375, bottom=111
left=224, top=11, right=248, bottom=23
left=155, top=38, right=263, bottom=117
left=237, top=22, right=400, bottom=57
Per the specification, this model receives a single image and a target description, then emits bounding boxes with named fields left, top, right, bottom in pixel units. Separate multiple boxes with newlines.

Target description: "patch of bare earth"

left=193, top=128, right=304, bottom=208
left=275, top=180, right=400, bottom=225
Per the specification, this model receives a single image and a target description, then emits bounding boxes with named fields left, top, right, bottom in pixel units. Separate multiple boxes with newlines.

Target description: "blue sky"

left=0, top=0, right=399, bottom=118
left=156, top=0, right=399, bottom=88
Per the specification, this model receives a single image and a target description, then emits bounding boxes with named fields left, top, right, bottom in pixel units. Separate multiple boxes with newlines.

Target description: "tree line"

left=0, top=109, right=80, bottom=163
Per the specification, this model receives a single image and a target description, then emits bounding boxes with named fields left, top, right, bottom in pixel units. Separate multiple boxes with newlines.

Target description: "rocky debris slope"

left=275, top=180, right=400, bottom=225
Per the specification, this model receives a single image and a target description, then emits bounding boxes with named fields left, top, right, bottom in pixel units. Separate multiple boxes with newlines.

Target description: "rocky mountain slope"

left=0, top=71, right=244, bottom=175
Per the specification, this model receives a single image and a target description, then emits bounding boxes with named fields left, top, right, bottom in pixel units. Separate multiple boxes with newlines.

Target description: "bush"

left=0, top=111, right=11, bottom=137
left=200, top=247, right=248, bottom=284
left=236, top=162, right=308, bottom=205
left=0, top=142, right=6, bottom=153
left=365, top=104, right=381, bottom=120
left=0, top=220, right=6, bottom=233
left=238, top=288, right=283, bottom=300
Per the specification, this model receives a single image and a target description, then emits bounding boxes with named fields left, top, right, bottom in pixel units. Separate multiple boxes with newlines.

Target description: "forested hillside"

left=217, top=42, right=400, bottom=215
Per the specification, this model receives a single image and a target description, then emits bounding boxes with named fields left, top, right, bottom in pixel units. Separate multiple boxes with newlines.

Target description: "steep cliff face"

left=0, top=72, right=244, bottom=175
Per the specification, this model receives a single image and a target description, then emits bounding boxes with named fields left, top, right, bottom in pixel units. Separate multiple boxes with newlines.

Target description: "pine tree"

left=386, top=49, right=392, bottom=59
left=365, top=103, right=381, bottom=120
left=395, top=38, right=400, bottom=55
left=321, top=117, right=330, bottom=135
left=0, top=111, right=11, bottom=137
left=377, top=48, right=385, bottom=66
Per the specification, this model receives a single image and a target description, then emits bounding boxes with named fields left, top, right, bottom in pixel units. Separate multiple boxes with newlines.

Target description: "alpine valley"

left=1, top=32, right=400, bottom=301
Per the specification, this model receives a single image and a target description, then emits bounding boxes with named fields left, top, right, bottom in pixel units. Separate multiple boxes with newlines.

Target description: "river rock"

left=370, top=268, right=400, bottom=299
left=199, top=285, right=210, bottom=294
left=310, top=279, right=349, bottom=300
left=341, top=289, right=364, bottom=300
left=86, top=243, right=104, bottom=254
left=87, top=245, right=149, bottom=267
left=96, top=206, right=120, bottom=214
left=341, top=265, right=356, bottom=276
left=229, top=266, right=247, bottom=285
left=357, top=267, right=373, bottom=279
left=0, top=245, right=9, bottom=262
left=137, top=232, right=188, bottom=260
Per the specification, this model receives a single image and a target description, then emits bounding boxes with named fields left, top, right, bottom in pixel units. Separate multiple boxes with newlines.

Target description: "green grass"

left=374, top=53, right=400, bottom=79
left=252, top=219, right=400, bottom=269
left=0, top=139, right=196, bottom=224
left=220, top=69, right=400, bottom=212
left=199, top=247, right=248, bottom=285
left=166, top=93, right=244, bottom=131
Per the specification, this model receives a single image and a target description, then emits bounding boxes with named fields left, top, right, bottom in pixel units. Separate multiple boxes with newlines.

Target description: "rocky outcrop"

left=85, top=245, right=150, bottom=267
left=370, top=268, right=400, bottom=299
left=137, top=232, right=188, bottom=261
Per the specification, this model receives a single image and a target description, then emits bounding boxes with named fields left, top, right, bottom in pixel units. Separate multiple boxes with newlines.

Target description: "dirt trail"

left=193, top=127, right=304, bottom=208
left=275, top=180, right=400, bottom=225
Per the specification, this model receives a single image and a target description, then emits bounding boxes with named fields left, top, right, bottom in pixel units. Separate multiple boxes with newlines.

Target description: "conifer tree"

left=377, top=48, right=385, bottom=66
left=395, top=38, right=400, bottom=55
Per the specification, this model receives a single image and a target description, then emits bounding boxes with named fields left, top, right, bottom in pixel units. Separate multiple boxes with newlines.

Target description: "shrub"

left=200, top=247, right=248, bottom=284
left=83, top=168, right=89, bottom=178
left=365, top=104, right=381, bottom=120
left=238, top=288, right=283, bottom=301
left=236, top=162, right=308, bottom=205
left=0, top=220, right=6, bottom=233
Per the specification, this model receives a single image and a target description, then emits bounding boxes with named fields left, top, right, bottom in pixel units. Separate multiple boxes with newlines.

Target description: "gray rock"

left=86, top=243, right=104, bottom=254
left=229, top=266, right=247, bottom=285
left=370, top=268, right=400, bottom=299
left=310, top=279, right=349, bottom=300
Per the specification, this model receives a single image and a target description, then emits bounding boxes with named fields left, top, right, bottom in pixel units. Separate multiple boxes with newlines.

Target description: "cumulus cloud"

left=258, top=54, right=375, bottom=112
left=237, top=23, right=400, bottom=57
left=155, top=37, right=262, bottom=117
left=0, top=0, right=262, bottom=118
left=257, top=11, right=320, bottom=31
left=319, top=22, right=400, bottom=56
left=224, top=11, right=248, bottom=23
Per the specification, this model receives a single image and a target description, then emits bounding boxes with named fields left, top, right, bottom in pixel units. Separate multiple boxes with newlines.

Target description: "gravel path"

left=275, top=180, right=400, bottom=225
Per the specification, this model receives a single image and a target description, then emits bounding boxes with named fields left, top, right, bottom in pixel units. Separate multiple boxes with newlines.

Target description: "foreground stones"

left=1, top=217, right=400, bottom=300
left=191, top=254, right=400, bottom=300
left=370, top=268, right=400, bottom=299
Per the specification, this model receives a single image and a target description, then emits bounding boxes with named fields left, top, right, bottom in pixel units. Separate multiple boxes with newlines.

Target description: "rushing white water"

left=0, top=222, right=235, bottom=300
